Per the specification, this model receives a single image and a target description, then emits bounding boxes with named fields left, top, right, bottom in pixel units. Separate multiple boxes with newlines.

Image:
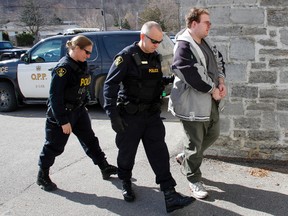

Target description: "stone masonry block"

left=261, top=0, right=288, bottom=7
left=231, top=85, right=258, bottom=98
left=230, top=38, right=255, bottom=61
left=269, top=59, right=288, bottom=68
left=280, top=71, right=288, bottom=83
left=260, top=88, right=288, bottom=99
left=251, top=62, right=266, bottom=69
left=210, top=7, right=230, bottom=25
left=261, top=112, right=278, bottom=130
left=246, top=110, right=261, bottom=117
left=267, top=9, right=288, bottom=27
left=220, top=117, right=230, bottom=134
left=222, top=102, right=244, bottom=115
left=280, top=29, right=288, bottom=45
left=260, top=49, right=288, bottom=56
left=242, top=27, right=267, bottom=35
left=248, top=130, right=280, bottom=141
left=234, top=117, right=261, bottom=129
left=249, top=71, right=277, bottom=84
left=278, top=113, right=288, bottom=128
left=210, top=27, right=266, bottom=37
left=225, top=63, right=246, bottom=82
left=231, top=8, right=264, bottom=25
left=277, top=101, right=288, bottom=111
left=258, top=39, right=277, bottom=47
left=246, top=101, right=275, bottom=111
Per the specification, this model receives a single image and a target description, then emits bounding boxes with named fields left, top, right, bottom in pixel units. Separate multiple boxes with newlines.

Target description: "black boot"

left=98, top=160, right=118, bottom=180
left=164, top=187, right=195, bottom=213
left=36, top=168, right=57, bottom=192
left=122, top=180, right=135, bottom=202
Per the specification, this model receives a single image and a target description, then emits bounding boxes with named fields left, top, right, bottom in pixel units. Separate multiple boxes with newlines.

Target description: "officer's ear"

left=140, top=33, right=145, bottom=41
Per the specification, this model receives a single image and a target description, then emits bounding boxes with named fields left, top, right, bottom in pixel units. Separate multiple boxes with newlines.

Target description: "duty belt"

left=65, top=101, right=84, bottom=111
left=118, top=102, right=161, bottom=114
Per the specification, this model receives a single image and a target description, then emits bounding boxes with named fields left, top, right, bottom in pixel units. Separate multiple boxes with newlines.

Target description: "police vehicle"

left=0, top=41, right=27, bottom=61
left=0, top=31, right=174, bottom=112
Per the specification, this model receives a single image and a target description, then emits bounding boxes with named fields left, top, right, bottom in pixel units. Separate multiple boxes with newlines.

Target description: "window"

left=0, top=41, right=14, bottom=49
left=103, top=34, right=139, bottom=59
left=31, top=39, right=62, bottom=63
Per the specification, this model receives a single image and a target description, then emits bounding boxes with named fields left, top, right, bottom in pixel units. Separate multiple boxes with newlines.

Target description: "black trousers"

left=116, top=111, right=176, bottom=191
left=38, top=107, right=106, bottom=169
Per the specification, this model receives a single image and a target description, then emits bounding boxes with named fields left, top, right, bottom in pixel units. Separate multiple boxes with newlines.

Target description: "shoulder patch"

left=56, top=67, right=67, bottom=77
left=114, top=56, right=123, bottom=66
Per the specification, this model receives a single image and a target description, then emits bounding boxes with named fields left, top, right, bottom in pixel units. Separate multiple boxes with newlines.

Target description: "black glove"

left=110, top=116, right=127, bottom=133
left=162, top=75, right=175, bottom=85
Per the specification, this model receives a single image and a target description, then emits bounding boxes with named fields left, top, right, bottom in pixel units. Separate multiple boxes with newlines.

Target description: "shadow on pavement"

left=51, top=178, right=248, bottom=216
left=52, top=186, right=166, bottom=215
left=203, top=178, right=287, bottom=216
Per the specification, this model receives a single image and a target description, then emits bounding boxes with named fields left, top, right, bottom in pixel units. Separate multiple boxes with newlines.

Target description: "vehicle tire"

left=0, top=83, right=18, bottom=112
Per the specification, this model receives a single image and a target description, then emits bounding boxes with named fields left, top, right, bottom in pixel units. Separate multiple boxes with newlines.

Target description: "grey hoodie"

left=168, top=28, right=225, bottom=121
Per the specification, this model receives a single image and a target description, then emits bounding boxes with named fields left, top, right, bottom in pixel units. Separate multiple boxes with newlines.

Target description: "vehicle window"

left=30, top=39, right=62, bottom=63
left=102, top=34, right=139, bottom=59
left=0, top=41, right=13, bottom=49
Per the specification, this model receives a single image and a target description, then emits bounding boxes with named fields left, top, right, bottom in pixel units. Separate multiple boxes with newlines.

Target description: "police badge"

left=114, top=56, right=123, bottom=66
left=56, top=67, right=67, bottom=77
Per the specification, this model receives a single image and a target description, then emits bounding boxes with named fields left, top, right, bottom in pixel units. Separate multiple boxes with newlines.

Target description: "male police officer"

left=104, top=21, right=194, bottom=213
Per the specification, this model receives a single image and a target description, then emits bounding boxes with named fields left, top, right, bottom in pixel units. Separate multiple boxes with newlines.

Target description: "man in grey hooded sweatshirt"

left=168, top=7, right=227, bottom=199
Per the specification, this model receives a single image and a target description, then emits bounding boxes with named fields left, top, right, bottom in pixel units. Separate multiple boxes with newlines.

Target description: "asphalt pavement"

left=0, top=104, right=287, bottom=216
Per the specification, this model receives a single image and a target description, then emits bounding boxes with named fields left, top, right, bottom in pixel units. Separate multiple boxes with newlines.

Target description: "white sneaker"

left=175, top=152, right=185, bottom=165
left=189, top=182, right=208, bottom=199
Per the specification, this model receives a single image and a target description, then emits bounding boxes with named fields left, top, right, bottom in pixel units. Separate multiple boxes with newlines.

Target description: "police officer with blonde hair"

left=37, top=35, right=117, bottom=191
left=104, top=21, right=194, bottom=213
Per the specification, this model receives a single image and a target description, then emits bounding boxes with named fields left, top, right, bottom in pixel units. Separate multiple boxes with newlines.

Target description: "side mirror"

left=20, top=53, right=29, bottom=63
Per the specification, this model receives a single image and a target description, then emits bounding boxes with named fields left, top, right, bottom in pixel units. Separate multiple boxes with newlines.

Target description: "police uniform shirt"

left=48, top=54, right=89, bottom=126
left=104, top=42, right=162, bottom=118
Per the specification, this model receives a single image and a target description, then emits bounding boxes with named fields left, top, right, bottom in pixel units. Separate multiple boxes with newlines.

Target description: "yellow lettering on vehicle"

left=80, top=77, right=91, bottom=86
left=0, top=67, right=8, bottom=73
left=31, top=73, right=47, bottom=80
left=149, top=68, right=159, bottom=73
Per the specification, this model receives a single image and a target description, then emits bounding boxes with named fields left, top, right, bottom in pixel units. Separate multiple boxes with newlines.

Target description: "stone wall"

left=179, top=0, right=288, bottom=160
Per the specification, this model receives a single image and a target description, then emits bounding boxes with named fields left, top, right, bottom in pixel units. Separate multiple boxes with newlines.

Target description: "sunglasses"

left=145, top=34, right=163, bottom=44
left=82, top=48, right=92, bottom=55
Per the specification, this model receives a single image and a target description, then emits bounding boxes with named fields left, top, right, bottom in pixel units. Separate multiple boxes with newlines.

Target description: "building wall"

left=179, top=0, right=288, bottom=160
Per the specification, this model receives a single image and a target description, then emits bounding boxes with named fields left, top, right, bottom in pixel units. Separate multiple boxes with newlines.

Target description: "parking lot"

left=0, top=104, right=287, bottom=216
